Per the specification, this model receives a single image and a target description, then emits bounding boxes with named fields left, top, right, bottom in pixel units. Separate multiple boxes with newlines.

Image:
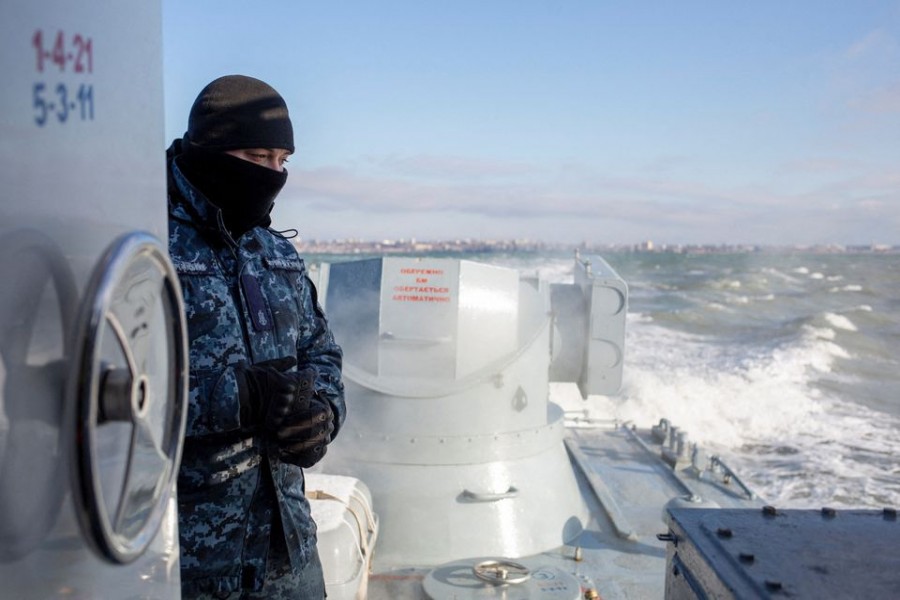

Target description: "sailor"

left=166, top=75, right=345, bottom=599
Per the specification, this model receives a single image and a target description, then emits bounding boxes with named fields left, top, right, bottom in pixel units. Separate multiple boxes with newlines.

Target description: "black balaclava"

left=176, top=75, right=294, bottom=238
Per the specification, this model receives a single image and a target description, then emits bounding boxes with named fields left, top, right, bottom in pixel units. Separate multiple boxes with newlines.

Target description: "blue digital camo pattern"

left=167, top=155, right=344, bottom=597
left=189, top=547, right=326, bottom=600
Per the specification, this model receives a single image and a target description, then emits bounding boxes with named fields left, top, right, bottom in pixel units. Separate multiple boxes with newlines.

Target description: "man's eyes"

left=242, top=150, right=289, bottom=165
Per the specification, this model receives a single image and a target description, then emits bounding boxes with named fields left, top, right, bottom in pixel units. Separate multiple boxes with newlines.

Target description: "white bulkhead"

left=1, top=1, right=187, bottom=596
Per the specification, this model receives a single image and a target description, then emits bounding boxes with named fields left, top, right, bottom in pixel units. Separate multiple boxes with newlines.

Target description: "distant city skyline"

left=293, top=236, right=899, bottom=256
left=163, top=1, right=900, bottom=246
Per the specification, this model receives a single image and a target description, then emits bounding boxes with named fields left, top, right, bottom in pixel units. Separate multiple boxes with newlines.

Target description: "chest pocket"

left=174, top=259, right=245, bottom=368
left=255, top=256, right=307, bottom=348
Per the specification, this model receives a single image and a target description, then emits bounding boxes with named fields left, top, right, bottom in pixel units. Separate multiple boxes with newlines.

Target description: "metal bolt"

left=716, top=527, right=733, bottom=539
left=762, top=505, right=777, bottom=517
left=821, top=507, right=837, bottom=518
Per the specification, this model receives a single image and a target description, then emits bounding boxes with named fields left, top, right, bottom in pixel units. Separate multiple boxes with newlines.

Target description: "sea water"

left=310, top=250, right=899, bottom=510
left=491, top=250, right=900, bottom=510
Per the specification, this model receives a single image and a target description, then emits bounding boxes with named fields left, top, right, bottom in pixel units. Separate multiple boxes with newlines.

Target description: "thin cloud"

left=279, top=149, right=900, bottom=245
left=845, top=29, right=898, bottom=61
left=836, top=28, right=900, bottom=115
left=850, top=80, right=900, bottom=114
left=287, top=164, right=740, bottom=221
left=777, top=157, right=864, bottom=175
left=369, top=154, right=535, bottom=180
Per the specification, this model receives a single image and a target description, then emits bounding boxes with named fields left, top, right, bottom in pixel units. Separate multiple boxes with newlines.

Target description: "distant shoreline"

left=294, top=239, right=899, bottom=256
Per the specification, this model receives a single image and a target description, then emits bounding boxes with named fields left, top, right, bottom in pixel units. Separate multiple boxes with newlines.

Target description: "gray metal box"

left=663, top=507, right=900, bottom=599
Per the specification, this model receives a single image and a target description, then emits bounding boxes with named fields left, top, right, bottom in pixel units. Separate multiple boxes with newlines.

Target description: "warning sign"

left=392, top=267, right=451, bottom=303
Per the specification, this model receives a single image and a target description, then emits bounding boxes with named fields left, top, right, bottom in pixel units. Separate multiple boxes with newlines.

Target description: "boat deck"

left=364, top=417, right=762, bottom=599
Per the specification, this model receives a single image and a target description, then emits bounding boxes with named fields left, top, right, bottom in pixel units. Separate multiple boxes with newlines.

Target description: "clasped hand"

left=238, top=356, right=335, bottom=468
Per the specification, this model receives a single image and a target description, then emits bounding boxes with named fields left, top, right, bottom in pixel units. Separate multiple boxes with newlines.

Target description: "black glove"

left=237, top=356, right=312, bottom=431
left=275, top=395, right=335, bottom=468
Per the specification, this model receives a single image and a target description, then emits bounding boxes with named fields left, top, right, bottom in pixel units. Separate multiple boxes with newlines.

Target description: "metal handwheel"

left=473, top=559, right=532, bottom=585
left=69, top=232, right=188, bottom=564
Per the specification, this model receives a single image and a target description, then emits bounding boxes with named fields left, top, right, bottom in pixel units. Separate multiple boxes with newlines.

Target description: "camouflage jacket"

left=167, top=151, right=344, bottom=596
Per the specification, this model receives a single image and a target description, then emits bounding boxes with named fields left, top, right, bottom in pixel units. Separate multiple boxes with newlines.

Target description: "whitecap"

left=802, top=324, right=836, bottom=341
left=823, top=312, right=858, bottom=332
left=626, top=312, right=654, bottom=323
left=610, top=319, right=828, bottom=447
left=829, top=284, right=862, bottom=293
left=762, top=268, right=802, bottom=284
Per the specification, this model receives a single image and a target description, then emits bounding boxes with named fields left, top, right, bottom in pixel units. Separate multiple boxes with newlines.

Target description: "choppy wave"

left=535, top=252, right=900, bottom=510
left=822, top=312, right=858, bottom=332
left=830, top=284, right=863, bottom=292
left=610, top=312, right=897, bottom=508
left=478, top=251, right=900, bottom=509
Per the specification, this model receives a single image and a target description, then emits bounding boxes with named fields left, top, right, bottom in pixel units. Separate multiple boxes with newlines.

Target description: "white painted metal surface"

left=0, top=1, right=184, bottom=596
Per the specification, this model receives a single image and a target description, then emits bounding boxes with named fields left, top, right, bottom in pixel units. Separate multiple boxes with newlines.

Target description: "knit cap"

left=185, top=75, right=294, bottom=152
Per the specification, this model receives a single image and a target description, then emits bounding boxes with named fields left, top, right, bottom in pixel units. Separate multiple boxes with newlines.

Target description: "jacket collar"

left=169, top=157, right=223, bottom=230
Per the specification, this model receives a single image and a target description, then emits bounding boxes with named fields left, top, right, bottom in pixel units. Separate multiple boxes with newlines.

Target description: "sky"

left=162, top=1, right=900, bottom=246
